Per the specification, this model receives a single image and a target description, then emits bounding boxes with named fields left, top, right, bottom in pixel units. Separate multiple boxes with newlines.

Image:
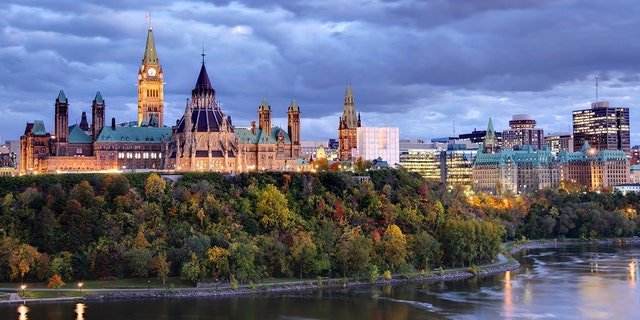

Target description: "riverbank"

left=4, top=237, right=639, bottom=304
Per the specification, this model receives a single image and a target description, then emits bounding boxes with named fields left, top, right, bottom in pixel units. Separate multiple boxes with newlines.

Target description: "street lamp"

left=78, top=282, right=83, bottom=294
left=147, top=280, right=150, bottom=291
left=20, top=284, right=25, bottom=297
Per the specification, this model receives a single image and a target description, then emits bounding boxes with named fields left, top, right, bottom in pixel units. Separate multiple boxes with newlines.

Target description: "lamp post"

left=147, top=280, right=150, bottom=291
left=20, top=284, right=25, bottom=297
left=78, top=282, right=83, bottom=294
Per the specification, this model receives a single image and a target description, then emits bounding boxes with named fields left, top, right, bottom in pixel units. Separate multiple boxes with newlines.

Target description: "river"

left=3, top=244, right=638, bottom=319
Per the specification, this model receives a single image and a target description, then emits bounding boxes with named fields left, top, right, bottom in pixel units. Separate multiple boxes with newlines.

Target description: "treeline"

left=0, top=170, right=637, bottom=285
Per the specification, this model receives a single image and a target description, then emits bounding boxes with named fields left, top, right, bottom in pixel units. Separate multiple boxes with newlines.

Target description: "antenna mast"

left=595, top=74, right=599, bottom=103
left=453, top=118, right=456, bottom=136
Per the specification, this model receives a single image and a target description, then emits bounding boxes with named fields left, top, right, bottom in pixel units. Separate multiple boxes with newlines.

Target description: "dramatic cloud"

left=1, top=0, right=640, bottom=145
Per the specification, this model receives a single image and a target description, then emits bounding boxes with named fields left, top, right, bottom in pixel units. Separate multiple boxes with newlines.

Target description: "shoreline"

left=4, top=238, right=639, bottom=304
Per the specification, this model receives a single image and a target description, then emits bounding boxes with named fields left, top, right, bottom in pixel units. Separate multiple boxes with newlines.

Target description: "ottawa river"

left=3, top=244, right=639, bottom=319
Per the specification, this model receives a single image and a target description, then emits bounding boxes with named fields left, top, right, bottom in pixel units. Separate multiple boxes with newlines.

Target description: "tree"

left=8, top=243, right=41, bottom=280
left=125, top=248, right=153, bottom=278
left=151, top=252, right=171, bottom=285
left=254, top=184, right=293, bottom=231
left=382, top=224, right=407, bottom=271
left=207, top=246, right=230, bottom=280
left=290, top=230, right=317, bottom=279
left=49, top=252, right=74, bottom=281
left=47, top=274, right=65, bottom=296
left=144, top=173, right=166, bottom=202
left=229, top=240, right=258, bottom=284
left=180, top=253, right=203, bottom=284
left=412, top=231, right=440, bottom=271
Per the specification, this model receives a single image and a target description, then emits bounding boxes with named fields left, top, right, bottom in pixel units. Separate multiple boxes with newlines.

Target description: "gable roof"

left=68, top=124, right=93, bottom=143
left=96, top=126, right=172, bottom=143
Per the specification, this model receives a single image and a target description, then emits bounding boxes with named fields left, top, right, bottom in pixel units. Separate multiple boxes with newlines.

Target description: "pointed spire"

left=194, top=61, right=213, bottom=91
left=487, top=117, right=495, bottom=135
left=143, top=26, right=158, bottom=65
left=342, top=83, right=357, bottom=128
left=288, top=99, right=299, bottom=111
left=259, top=98, right=270, bottom=110
left=57, top=90, right=67, bottom=103
left=94, top=91, right=104, bottom=104
left=79, top=111, right=90, bottom=131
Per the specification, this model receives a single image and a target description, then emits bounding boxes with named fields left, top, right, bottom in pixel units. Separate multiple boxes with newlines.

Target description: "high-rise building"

left=572, top=101, right=630, bottom=153
left=501, top=114, right=544, bottom=150
left=338, top=84, right=360, bottom=160
left=545, top=132, right=573, bottom=154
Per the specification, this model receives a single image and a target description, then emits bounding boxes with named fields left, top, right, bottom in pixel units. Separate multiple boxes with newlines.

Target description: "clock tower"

left=137, top=26, right=164, bottom=127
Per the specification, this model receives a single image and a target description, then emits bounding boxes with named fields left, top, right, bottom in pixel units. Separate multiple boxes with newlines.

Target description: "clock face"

left=148, top=68, right=157, bottom=76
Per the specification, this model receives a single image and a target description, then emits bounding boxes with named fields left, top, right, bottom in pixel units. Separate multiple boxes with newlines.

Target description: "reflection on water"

left=502, top=271, right=513, bottom=319
left=75, top=303, right=85, bottom=320
left=630, top=259, right=637, bottom=287
left=17, top=304, right=27, bottom=320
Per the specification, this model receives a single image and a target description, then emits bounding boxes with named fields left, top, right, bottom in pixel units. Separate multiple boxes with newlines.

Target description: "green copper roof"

left=143, top=27, right=158, bottom=65
left=57, top=90, right=67, bottom=103
left=556, top=145, right=628, bottom=163
left=474, top=146, right=555, bottom=167
left=235, top=126, right=292, bottom=145
left=94, top=91, right=104, bottom=104
left=259, top=98, right=270, bottom=111
left=288, top=99, right=299, bottom=111
left=32, top=120, right=47, bottom=135
left=68, top=124, right=93, bottom=143
left=96, top=126, right=172, bottom=143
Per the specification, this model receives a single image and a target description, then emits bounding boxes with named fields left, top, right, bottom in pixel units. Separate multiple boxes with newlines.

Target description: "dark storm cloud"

left=2, top=0, right=640, bottom=144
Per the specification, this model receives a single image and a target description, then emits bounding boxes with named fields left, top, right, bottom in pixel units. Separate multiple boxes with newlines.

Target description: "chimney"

left=251, top=121, right=256, bottom=135
left=111, top=118, right=116, bottom=130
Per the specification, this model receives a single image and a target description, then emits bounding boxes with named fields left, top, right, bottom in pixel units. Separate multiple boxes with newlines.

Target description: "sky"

left=2, top=0, right=640, bottom=146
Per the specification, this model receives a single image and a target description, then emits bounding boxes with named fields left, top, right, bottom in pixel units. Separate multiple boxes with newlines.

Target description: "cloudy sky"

left=2, top=0, right=640, bottom=146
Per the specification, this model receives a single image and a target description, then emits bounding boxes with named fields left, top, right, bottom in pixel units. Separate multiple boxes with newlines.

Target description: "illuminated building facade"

left=572, top=101, right=630, bottom=153
left=545, top=132, right=573, bottom=154
left=502, top=114, right=544, bottom=150
left=353, top=126, right=399, bottom=166
left=399, top=139, right=474, bottom=185
left=557, top=141, right=629, bottom=191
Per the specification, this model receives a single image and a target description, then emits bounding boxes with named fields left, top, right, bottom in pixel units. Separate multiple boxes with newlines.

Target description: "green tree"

left=229, top=240, right=258, bottom=284
left=125, top=248, right=153, bottom=278
left=290, top=230, right=317, bottom=279
left=180, top=253, right=203, bottom=284
left=49, top=252, right=74, bottom=281
left=412, top=231, right=440, bottom=271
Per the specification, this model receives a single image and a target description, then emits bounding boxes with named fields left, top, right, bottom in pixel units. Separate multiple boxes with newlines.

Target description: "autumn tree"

left=151, top=252, right=171, bottom=285
left=47, top=274, right=65, bottom=296
left=382, top=224, right=407, bottom=271
left=144, top=173, right=167, bottom=202
left=9, top=243, right=41, bottom=280
left=207, top=246, right=230, bottom=280
left=254, top=184, right=293, bottom=231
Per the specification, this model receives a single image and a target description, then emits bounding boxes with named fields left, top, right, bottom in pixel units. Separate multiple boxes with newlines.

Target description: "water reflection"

left=503, top=271, right=513, bottom=319
left=75, top=303, right=86, bottom=320
left=17, top=304, right=28, bottom=320
left=630, top=259, right=637, bottom=287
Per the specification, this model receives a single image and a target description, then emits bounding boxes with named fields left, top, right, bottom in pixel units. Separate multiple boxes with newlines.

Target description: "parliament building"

left=20, top=25, right=307, bottom=174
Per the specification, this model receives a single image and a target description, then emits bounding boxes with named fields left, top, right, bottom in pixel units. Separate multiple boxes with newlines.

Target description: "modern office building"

left=501, top=114, right=544, bottom=150
left=399, top=139, right=475, bottom=185
left=545, top=132, right=573, bottom=154
left=572, top=101, right=630, bottom=153
left=353, top=127, right=399, bottom=166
